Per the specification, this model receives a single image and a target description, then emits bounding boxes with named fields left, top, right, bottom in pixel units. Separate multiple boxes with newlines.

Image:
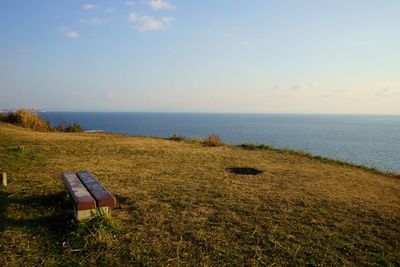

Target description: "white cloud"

left=104, top=8, right=116, bottom=13
left=147, top=0, right=175, bottom=10
left=376, top=87, right=394, bottom=97
left=59, top=27, right=79, bottom=38
left=83, top=4, right=95, bottom=10
left=80, top=18, right=111, bottom=25
left=128, top=13, right=175, bottom=32
left=125, top=1, right=135, bottom=6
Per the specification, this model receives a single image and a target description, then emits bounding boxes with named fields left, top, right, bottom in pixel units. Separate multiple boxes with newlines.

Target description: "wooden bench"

left=61, top=171, right=116, bottom=220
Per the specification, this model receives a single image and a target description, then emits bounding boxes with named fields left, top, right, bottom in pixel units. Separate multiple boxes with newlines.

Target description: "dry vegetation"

left=1, top=109, right=53, bottom=132
left=202, top=134, right=224, bottom=147
left=0, top=109, right=84, bottom=132
left=0, top=122, right=399, bottom=266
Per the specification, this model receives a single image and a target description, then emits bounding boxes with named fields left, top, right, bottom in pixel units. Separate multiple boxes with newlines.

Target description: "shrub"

left=55, top=117, right=67, bottom=132
left=202, top=134, right=224, bottom=147
left=3, top=109, right=53, bottom=131
left=1, top=110, right=85, bottom=133
left=169, top=134, right=185, bottom=141
left=54, top=117, right=84, bottom=133
left=65, top=122, right=84, bottom=133
left=0, top=113, right=6, bottom=122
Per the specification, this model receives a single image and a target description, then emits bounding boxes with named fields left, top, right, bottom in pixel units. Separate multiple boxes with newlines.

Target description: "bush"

left=65, top=122, right=84, bottom=133
left=0, top=113, right=6, bottom=122
left=1, top=109, right=85, bottom=133
left=3, top=109, right=53, bottom=131
left=202, top=134, right=224, bottom=147
left=169, top=134, right=185, bottom=141
left=55, top=117, right=67, bottom=132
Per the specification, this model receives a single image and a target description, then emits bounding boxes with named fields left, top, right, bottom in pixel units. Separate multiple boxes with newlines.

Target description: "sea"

left=39, top=112, right=400, bottom=174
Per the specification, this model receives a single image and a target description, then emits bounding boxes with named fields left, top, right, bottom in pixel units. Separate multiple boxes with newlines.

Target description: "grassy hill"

left=0, top=121, right=399, bottom=266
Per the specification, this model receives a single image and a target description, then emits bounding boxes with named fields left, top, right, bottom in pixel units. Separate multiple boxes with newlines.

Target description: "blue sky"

left=1, top=0, right=399, bottom=114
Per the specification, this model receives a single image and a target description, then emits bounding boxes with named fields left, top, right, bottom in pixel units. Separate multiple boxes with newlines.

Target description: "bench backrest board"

left=76, top=171, right=116, bottom=207
left=61, top=172, right=96, bottom=210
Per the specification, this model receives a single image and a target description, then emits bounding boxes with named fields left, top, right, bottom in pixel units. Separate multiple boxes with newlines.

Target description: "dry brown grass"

left=0, top=122, right=399, bottom=266
left=1, top=109, right=53, bottom=132
left=202, top=134, right=224, bottom=147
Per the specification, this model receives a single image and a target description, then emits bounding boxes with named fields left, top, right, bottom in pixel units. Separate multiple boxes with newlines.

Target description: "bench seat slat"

left=61, top=172, right=96, bottom=211
left=76, top=171, right=116, bottom=208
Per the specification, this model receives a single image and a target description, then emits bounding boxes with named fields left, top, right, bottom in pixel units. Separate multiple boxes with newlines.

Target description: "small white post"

left=1, top=172, right=7, bottom=187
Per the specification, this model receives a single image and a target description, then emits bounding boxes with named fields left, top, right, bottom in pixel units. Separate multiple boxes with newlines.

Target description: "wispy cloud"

left=375, top=87, right=397, bottom=97
left=272, top=83, right=309, bottom=92
left=319, top=89, right=347, bottom=99
left=125, top=1, right=135, bottom=6
left=59, top=27, right=79, bottom=38
left=104, top=8, right=116, bottom=13
left=146, top=0, right=175, bottom=10
left=128, top=13, right=175, bottom=32
left=291, top=83, right=308, bottom=91
left=80, top=18, right=111, bottom=25
left=83, top=4, right=96, bottom=10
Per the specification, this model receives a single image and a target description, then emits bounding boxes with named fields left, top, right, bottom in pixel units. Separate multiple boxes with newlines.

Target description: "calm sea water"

left=40, top=112, right=400, bottom=174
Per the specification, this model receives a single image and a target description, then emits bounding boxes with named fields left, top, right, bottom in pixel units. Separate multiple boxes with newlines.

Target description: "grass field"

left=0, top=121, right=399, bottom=266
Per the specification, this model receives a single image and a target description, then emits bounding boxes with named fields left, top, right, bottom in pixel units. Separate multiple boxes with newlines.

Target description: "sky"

left=0, top=0, right=399, bottom=114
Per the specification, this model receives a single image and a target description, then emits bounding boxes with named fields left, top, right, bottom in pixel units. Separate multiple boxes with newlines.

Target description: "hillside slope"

left=0, top=122, right=399, bottom=266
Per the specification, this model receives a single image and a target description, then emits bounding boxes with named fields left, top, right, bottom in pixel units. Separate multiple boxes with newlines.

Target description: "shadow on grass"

left=0, top=190, right=74, bottom=241
left=0, top=190, right=10, bottom=233
left=227, top=167, right=262, bottom=175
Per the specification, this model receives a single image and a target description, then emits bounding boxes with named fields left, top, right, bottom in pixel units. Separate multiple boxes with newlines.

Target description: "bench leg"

left=74, top=207, right=98, bottom=221
left=73, top=207, right=111, bottom=221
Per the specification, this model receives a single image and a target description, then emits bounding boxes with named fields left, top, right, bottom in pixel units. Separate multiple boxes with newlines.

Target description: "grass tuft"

left=169, top=134, right=186, bottom=141
left=67, top=214, right=120, bottom=248
left=202, top=134, right=224, bottom=147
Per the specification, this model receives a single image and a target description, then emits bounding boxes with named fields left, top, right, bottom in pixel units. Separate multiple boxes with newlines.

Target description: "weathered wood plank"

left=61, top=172, right=96, bottom=211
left=76, top=171, right=116, bottom=208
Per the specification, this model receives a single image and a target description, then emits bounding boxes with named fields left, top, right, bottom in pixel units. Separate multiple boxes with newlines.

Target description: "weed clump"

left=2, top=109, right=53, bottom=131
left=63, top=214, right=120, bottom=263
left=55, top=117, right=84, bottom=132
left=202, top=134, right=224, bottom=147
left=169, top=134, right=185, bottom=141
left=65, top=122, right=84, bottom=133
